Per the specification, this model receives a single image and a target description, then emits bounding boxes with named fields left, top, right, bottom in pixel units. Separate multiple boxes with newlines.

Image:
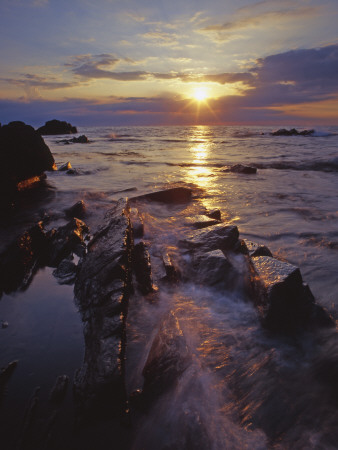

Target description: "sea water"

left=0, top=125, right=337, bottom=449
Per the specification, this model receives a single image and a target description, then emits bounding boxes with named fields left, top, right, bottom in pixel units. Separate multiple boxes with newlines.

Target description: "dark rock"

left=222, top=164, right=257, bottom=174
left=49, top=374, right=69, bottom=403
left=161, top=251, right=180, bottom=283
left=271, top=128, right=314, bottom=136
left=133, top=241, right=155, bottom=295
left=206, top=208, right=221, bottom=221
left=130, top=207, right=144, bottom=238
left=73, top=199, right=132, bottom=415
left=251, top=256, right=334, bottom=332
left=37, top=119, right=77, bottom=135
left=0, top=221, right=48, bottom=295
left=64, top=200, right=86, bottom=219
left=130, top=187, right=192, bottom=204
left=0, top=361, right=18, bottom=404
left=244, top=239, right=273, bottom=257
left=57, top=135, right=89, bottom=144
left=46, top=218, right=88, bottom=267
left=58, top=161, right=72, bottom=171
left=66, top=168, right=78, bottom=175
left=0, top=121, right=55, bottom=199
left=1, top=320, right=9, bottom=328
left=192, top=249, right=234, bottom=287
left=184, top=215, right=221, bottom=228
left=52, top=258, right=77, bottom=284
left=179, top=223, right=239, bottom=252
left=142, top=310, right=192, bottom=399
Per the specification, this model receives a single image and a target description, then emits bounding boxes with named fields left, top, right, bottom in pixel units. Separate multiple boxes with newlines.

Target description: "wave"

left=254, top=158, right=338, bottom=172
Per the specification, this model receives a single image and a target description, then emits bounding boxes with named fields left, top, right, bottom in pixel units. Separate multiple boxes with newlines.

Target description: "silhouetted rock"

left=73, top=199, right=132, bottom=416
left=142, top=310, right=192, bottom=399
left=206, top=208, right=221, bottom=221
left=0, top=121, right=55, bottom=199
left=37, top=119, right=77, bottom=135
left=57, top=135, right=89, bottom=144
left=179, top=223, right=239, bottom=252
left=130, top=187, right=192, bottom=204
left=251, top=256, right=334, bottom=332
left=58, top=161, right=72, bottom=171
left=64, top=200, right=86, bottom=219
left=49, top=375, right=69, bottom=403
left=271, top=128, right=314, bottom=136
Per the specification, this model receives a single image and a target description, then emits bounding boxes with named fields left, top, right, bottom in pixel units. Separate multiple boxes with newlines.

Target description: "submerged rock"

left=251, top=256, right=334, bottom=332
left=130, top=187, right=192, bottom=204
left=0, top=121, right=55, bottom=199
left=142, top=310, right=192, bottom=399
left=73, top=199, right=132, bottom=415
left=37, top=119, right=77, bottom=135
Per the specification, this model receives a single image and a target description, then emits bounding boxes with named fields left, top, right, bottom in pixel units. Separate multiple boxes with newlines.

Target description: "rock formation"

left=37, top=119, right=77, bottom=135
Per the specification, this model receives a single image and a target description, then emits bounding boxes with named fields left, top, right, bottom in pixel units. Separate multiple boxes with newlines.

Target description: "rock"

left=1, top=321, right=9, bottom=328
left=244, top=239, right=273, bottom=257
left=0, top=361, right=18, bottom=404
left=66, top=168, right=78, bottom=175
left=192, top=249, right=234, bottom=287
left=0, top=221, right=48, bottom=296
left=184, top=215, right=221, bottom=229
left=64, top=200, right=86, bottom=219
left=133, top=241, right=155, bottom=295
left=161, top=251, right=180, bottom=283
left=130, top=207, right=144, bottom=238
left=57, top=135, right=89, bottom=144
left=52, top=258, right=77, bottom=284
left=142, top=310, right=192, bottom=399
left=73, top=199, right=132, bottom=415
left=179, top=223, right=239, bottom=252
left=58, top=161, right=72, bottom=171
left=0, top=121, right=55, bottom=199
left=130, top=187, right=192, bottom=204
left=49, top=375, right=69, bottom=403
left=271, top=128, right=314, bottom=136
left=37, top=119, right=77, bottom=135
left=46, top=218, right=88, bottom=267
left=206, top=209, right=221, bottom=221
left=251, top=256, right=334, bottom=332
left=222, top=164, right=257, bottom=174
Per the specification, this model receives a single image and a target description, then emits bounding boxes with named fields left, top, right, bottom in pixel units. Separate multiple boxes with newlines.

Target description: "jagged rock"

left=133, top=241, right=155, bottom=295
left=73, top=199, right=131, bottom=414
left=271, top=128, right=314, bottom=136
left=206, top=209, right=221, bottom=221
left=64, top=200, right=86, bottom=219
left=46, top=218, right=88, bottom=267
left=192, top=249, right=234, bottom=287
left=244, top=239, right=273, bottom=257
left=0, top=121, right=55, bottom=199
left=222, top=164, right=257, bottom=174
left=58, top=161, right=72, bottom=171
left=161, top=251, right=180, bottom=283
left=49, top=375, right=69, bottom=403
left=52, top=258, right=77, bottom=284
left=142, top=310, right=192, bottom=399
left=251, top=256, right=334, bottom=332
left=130, top=207, right=144, bottom=238
left=184, top=215, right=221, bottom=229
left=130, top=187, right=192, bottom=204
left=179, top=223, right=239, bottom=252
left=57, top=135, right=89, bottom=144
left=0, top=222, right=47, bottom=296
left=37, top=119, right=77, bottom=135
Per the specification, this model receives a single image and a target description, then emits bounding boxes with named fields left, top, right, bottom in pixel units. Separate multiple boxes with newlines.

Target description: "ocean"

left=1, top=125, right=338, bottom=449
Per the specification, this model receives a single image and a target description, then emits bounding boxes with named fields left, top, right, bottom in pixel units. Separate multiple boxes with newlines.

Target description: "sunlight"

left=193, top=87, right=208, bottom=102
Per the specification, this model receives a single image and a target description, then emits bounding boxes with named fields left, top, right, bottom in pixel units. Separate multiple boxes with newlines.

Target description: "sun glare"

left=193, top=87, right=208, bottom=102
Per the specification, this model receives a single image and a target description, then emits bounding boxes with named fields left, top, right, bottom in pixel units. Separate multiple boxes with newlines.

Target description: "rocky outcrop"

left=57, top=135, right=89, bottom=144
left=222, top=164, right=257, bottom=174
left=37, top=119, right=77, bottom=135
left=130, top=187, right=192, bottom=204
left=250, top=256, right=334, bottom=332
left=179, top=223, right=239, bottom=252
left=271, top=128, right=315, bottom=136
left=73, top=199, right=132, bottom=416
left=0, top=121, right=55, bottom=199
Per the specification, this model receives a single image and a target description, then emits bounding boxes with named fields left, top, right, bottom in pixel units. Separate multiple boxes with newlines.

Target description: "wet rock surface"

left=0, top=121, right=55, bottom=200
left=179, top=223, right=239, bottom=252
left=37, top=119, right=77, bottom=135
left=132, top=241, right=155, bottom=295
left=64, top=200, right=86, bottom=219
left=130, top=187, right=192, bottom=204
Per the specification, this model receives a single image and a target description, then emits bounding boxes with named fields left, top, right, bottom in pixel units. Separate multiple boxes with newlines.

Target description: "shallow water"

left=0, top=125, right=337, bottom=449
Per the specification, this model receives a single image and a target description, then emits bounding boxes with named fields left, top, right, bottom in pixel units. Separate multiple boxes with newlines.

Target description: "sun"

left=193, top=87, right=208, bottom=102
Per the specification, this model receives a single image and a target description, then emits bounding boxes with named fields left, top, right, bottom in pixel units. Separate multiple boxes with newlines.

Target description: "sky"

left=0, top=0, right=337, bottom=127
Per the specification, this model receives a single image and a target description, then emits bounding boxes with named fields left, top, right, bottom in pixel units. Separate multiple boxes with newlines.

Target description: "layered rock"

left=37, top=119, right=77, bottom=135
left=0, top=121, right=55, bottom=199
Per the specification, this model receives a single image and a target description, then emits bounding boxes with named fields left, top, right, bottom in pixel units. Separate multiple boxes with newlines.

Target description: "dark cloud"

left=0, top=74, right=76, bottom=90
